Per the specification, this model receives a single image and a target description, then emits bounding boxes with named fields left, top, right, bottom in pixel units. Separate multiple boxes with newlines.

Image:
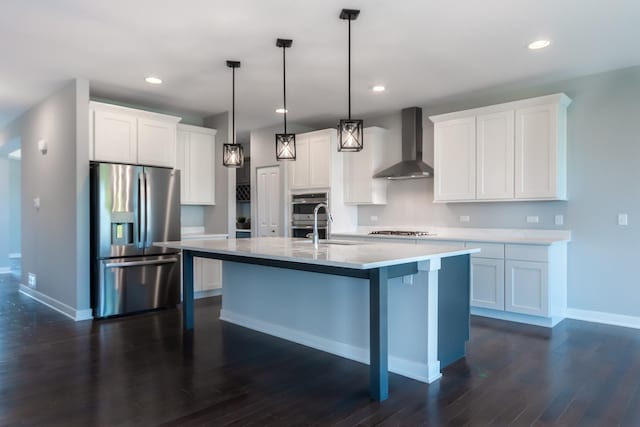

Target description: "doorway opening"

left=0, top=137, right=21, bottom=281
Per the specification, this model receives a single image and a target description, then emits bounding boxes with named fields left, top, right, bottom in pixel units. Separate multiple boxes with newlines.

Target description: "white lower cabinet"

left=470, top=258, right=505, bottom=310
left=194, top=258, right=222, bottom=293
left=466, top=241, right=566, bottom=327
left=505, top=260, right=548, bottom=316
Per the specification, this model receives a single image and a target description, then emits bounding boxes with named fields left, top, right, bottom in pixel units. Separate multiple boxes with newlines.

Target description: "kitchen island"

left=155, top=237, right=479, bottom=401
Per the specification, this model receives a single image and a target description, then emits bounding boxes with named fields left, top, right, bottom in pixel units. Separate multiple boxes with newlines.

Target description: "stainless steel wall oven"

left=290, top=192, right=328, bottom=238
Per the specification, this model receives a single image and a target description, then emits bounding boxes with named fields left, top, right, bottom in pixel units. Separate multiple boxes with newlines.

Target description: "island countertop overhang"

left=154, top=237, right=480, bottom=270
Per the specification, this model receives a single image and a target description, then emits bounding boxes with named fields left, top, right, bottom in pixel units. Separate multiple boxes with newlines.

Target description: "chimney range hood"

left=373, top=107, right=434, bottom=180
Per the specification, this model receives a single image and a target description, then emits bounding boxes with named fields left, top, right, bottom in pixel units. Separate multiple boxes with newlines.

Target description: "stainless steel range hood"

left=373, top=107, right=434, bottom=180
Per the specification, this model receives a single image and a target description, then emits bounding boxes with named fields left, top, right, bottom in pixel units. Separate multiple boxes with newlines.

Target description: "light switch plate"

left=28, top=273, right=37, bottom=288
left=555, top=215, right=564, bottom=226
left=618, top=213, right=629, bottom=226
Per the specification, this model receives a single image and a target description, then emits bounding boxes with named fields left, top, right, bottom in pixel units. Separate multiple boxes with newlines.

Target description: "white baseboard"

left=19, top=284, right=93, bottom=321
left=220, top=309, right=440, bottom=384
left=565, top=308, right=640, bottom=330
left=194, top=289, right=222, bottom=299
left=470, top=307, right=563, bottom=328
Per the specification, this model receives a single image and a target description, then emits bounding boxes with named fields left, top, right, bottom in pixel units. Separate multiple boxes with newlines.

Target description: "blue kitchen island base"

left=156, top=237, right=477, bottom=401
left=219, top=255, right=470, bottom=399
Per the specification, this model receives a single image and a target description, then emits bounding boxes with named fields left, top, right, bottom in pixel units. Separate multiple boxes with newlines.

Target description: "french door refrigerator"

left=90, top=162, right=181, bottom=318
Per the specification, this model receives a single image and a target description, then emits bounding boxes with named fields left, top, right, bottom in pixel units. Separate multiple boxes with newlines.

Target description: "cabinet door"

left=137, top=118, right=176, bottom=167
left=290, top=137, right=309, bottom=189
left=93, top=110, right=137, bottom=164
left=200, top=259, right=222, bottom=290
left=470, top=258, right=505, bottom=310
left=308, top=133, right=331, bottom=188
left=476, top=111, right=514, bottom=200
left=257, top=166, right=281, bottom=237
left=343, top=129, right=387, bottom=205
left=175, top=130, right=189, bottom=203
left=187, top=130, right=215, bottom=205
left=514, top=104, right=557, bottom=199
left=505, top=260, right=548, bottom=316
left=434, top=117, right=476, bottom=201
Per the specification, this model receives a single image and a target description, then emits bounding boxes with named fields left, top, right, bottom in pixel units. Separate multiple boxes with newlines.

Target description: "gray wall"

left=358, top=66, right=640, bottom=318
left=1, top=79, right=91, bottom=310
left=203, top=112, right=235, bottom=235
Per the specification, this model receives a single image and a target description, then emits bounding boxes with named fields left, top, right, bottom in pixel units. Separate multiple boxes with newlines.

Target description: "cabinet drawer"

left=505, top=244, right=548, bottom=262
left=465, top=242, right=504, bottom=259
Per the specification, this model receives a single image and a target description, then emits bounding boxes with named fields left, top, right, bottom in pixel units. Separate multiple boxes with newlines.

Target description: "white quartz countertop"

left=332, top=226, right=571, bottom=245
left=181, top=233, right=229, bottom=240
left=155, top=237, right=479, bottom=270
left=181, top=226, right=228, bottom=240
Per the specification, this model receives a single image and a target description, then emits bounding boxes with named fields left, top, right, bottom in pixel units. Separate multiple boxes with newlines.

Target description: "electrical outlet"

left=459, top=215, right=470, bottom=223
left=555, top=215, right=564, bottom=226
left=370, top=215, right=378, bottom=223
left=28, top=273, right=37, bottom=288
left=618, top=213, right=629, bottom=226
left=526, top=216, right=539, bottom=224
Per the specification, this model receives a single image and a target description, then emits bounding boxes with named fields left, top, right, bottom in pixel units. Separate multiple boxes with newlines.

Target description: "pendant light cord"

left=283, top=46, right=287, bottom=133
left=348, top=18, right=351, bottom=120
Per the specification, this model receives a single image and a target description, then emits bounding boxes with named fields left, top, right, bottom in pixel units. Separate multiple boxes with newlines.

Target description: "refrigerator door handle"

left=104, top=257, right=179, bottom=269
left=144, top=169, right=150, bottom=248
left=138, top=170, right=147, bottom=249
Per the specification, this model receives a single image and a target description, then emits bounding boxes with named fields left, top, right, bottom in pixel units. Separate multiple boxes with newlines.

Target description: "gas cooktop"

left=369, top=230, right=434, bottom=237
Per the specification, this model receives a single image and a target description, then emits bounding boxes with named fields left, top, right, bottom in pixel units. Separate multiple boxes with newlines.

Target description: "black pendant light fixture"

left=338, top=8, right=363, bottom=152
left=275, top=38, right=296, bottom=161
left=223, top=60, right=244, bottom=168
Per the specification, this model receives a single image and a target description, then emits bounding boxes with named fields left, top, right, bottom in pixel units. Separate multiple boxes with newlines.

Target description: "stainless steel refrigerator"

left=90, top=162, right=181, bottom=318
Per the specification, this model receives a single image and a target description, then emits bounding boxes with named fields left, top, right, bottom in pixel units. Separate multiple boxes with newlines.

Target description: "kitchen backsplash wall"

left=358, top=65, right=640, bottom=319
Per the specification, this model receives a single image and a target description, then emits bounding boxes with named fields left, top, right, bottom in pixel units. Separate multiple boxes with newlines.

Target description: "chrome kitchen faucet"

left=313, top=203, right=332, bottom=247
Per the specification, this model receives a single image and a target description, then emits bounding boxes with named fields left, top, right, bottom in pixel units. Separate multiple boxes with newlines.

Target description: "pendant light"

left=223, top=60, right=244, bottom=168
left=275, top=38, right=296, bottom=161
left=338, top=8, right=363, bottom=152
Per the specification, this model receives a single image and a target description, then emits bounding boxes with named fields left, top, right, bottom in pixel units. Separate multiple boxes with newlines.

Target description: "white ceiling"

left=2, top=0, right=640, bottom=139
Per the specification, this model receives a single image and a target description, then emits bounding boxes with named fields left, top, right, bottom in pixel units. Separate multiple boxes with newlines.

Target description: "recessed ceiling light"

left=372, top=85, right=386, bottom=92
left=145, top=76, right=163, bottom=84
left=528, top=40, right=551, bottom=50
left=275, top=108, right=289, bottom=114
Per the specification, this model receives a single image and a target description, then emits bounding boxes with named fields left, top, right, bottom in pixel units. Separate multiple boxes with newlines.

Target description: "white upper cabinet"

left=290, top=135, right=310, bottom=189
left=93, top=109, right=137, bottom=164
left=430, top=93, right=571, bottom=203
left=515, top=103, right=566, bottom=199
left=137, top=118, right=177, bottom=168
left=176, top=124, right=217, bottom=205
left=343, top=127, right=388, bottom=205
left=289, top=129, right=333, bottom=190
left=476, top=111, right=514, bottom=200
left=434, top=117, right=476, bottom=201
left=90, top=101, right=181, bottom=168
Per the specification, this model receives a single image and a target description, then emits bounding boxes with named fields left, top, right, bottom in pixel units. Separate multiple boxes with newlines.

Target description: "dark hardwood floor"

left=1, top=274, right=639, bottom=426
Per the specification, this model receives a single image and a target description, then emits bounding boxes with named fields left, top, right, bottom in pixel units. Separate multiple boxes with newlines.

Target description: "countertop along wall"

left=357, top=66, right=640, bottom=322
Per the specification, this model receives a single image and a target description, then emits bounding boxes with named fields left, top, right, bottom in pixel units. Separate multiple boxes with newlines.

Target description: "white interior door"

left=257, top=166, right=281, bottom=237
